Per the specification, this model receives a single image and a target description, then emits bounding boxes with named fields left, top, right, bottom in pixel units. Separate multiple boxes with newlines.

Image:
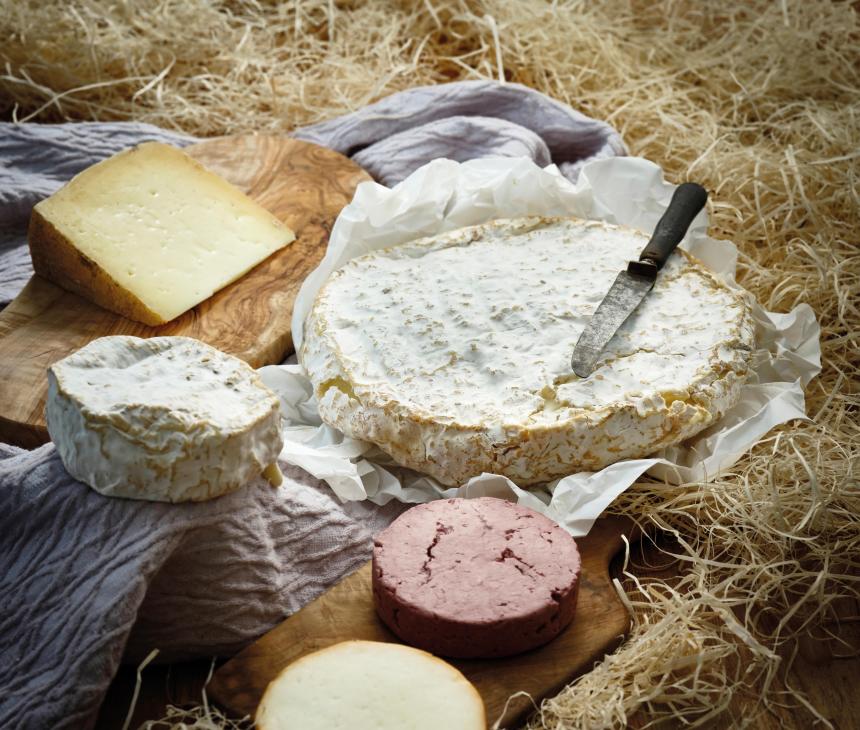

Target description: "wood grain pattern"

left=0, top=135, right=370, bottom=448
left=208, top=516, right=635, bottom=729
left=95, top=529, right=860, bottom=729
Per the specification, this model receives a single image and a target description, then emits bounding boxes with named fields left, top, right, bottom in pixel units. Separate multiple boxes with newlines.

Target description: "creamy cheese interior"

left=256, top=641, right=485, bottom=730
left=313, top=218, right=751, bottom=428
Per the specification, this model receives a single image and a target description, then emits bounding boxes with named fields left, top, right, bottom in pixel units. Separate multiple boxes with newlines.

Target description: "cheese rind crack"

left=373, top=497, right=582, bottom=658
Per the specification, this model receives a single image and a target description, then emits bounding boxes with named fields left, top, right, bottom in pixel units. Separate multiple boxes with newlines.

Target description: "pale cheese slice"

left=255, top=641, right=485, bottom=730
left=28, top=142, right=295, bottom=325
left=300, top=216, right=756, bottom=487
left=46, top=335, right=284, bottom=502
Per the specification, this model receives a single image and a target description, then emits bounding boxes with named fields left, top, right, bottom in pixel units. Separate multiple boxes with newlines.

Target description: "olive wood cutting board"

left=208, top=515, right=636, bottom=729
left=0, top=135, right=370, bottom=448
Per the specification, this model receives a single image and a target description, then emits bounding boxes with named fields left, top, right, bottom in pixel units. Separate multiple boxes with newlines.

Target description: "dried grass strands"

left=1, top=0, right=445, bottom=133
left=1, top=0, right=858, bottom=728
left=130, top=655, right=252, bottom=730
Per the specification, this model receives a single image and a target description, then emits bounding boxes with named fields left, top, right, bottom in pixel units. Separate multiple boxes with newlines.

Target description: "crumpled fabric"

left=0, top=80, right=625, bottom=729
left=293, top=80, right=625, bottom=185
left=0, top=444, right=404, bottom=730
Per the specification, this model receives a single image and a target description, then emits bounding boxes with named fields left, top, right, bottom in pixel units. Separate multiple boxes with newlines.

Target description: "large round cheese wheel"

left=255, top=640, right=485, bottom=730
left=372, top=497, right=582, bottom=658
left=46, top=336, right=283, bottom=502
left=301, top=216, right=755, bottom=486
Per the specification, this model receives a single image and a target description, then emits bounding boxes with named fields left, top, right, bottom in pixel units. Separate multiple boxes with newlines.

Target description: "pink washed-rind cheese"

left=372, top=497, right=581, bottom=658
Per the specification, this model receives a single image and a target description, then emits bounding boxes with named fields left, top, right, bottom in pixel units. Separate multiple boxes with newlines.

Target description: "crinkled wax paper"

left=258, top=156, right=821, bottom=536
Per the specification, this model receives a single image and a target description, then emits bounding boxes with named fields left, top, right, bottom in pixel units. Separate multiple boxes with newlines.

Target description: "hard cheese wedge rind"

left=28, top=141, right=295, bottom=325
left=255, top=640, right=485, bottom=730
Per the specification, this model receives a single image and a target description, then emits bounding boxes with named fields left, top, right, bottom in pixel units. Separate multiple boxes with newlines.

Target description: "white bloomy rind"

left=255, top=640, right=485, bottom=730
left=300, top=216, right=756, bottom=487
left=46, top=336, right=283, bottom=502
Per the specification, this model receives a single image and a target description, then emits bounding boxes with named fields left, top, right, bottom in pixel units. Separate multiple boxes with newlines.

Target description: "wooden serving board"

left=0, top=135, right=370, bottom=448
left=209, top=516, right=635, bottom=729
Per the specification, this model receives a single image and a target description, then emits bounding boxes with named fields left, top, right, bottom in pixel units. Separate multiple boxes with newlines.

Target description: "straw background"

left=2, top=1, right=858, bottom=728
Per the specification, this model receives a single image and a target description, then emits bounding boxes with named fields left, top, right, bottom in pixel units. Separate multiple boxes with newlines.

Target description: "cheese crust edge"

left=46, top=336, right=285, bottom=502
left=29, top=207, right=166, bottom=325
left=301, top=216, right=756, bottom=487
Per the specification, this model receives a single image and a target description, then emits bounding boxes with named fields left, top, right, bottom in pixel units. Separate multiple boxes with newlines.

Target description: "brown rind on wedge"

left=27, top=206, right=166, bottom=326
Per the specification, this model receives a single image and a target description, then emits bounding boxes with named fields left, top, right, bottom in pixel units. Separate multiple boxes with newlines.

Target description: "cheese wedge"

left=255, top=641, right=485, bottom=730
left=28, top=142, right=295, bottom=325
left=300, top=216, right=756, bottom=487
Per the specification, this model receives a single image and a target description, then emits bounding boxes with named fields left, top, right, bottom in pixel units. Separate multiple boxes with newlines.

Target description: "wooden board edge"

left=208, top=515, right=639, bottom=726
left=0, top=412, right=48, bottom=450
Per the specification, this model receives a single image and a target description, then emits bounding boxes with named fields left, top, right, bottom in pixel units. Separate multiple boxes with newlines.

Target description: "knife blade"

left=570, top=182, right=709, bottom=378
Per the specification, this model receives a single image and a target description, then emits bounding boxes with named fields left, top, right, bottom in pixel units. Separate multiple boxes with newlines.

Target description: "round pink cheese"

left=372, top=497, right=581, bottom=658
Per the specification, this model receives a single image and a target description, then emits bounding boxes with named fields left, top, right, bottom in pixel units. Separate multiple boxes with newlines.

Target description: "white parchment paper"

left=259, top=156, right=821, bottom=536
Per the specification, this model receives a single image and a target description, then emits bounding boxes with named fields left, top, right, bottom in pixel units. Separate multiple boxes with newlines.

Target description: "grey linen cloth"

left=0, top=80, right=625, bottom=729
left=294, top=80, right=625, bottom=185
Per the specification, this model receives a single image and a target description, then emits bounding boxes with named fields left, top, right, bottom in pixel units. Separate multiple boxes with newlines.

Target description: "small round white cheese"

left=255, top=640, right=485, bottom=730
left=300, top=216, right=756, bottom=487
left=46, top=336, right=283, bottom=502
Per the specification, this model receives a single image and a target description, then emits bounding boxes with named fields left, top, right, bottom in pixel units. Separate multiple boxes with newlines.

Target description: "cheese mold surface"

left=255, top=640, right=485, bottom=730
left=46, top=336, right=284, bottom=502
left=373, top=497, right=582, bottom=658
left=300, top=216, right=756, bottom=487
left=28, top=141, right=295, bottom=325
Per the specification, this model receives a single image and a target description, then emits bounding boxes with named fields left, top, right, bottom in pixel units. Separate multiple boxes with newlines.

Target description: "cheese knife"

left=570, top=182, right=709, bottom=378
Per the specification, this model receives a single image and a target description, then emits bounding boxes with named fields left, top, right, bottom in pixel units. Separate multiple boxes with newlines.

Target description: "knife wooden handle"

left=639, top=182, right=708, bottom=270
